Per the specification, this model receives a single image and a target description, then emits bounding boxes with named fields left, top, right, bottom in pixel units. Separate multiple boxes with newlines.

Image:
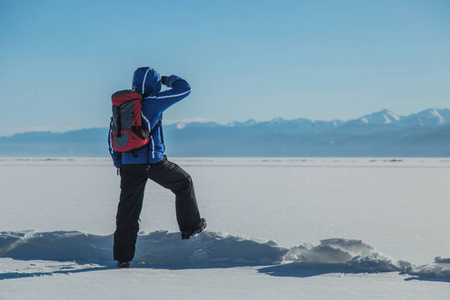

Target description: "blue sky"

left=1, top=0, right=449, bottom=136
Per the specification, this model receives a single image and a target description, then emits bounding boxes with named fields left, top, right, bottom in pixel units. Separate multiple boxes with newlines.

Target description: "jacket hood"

left=132, top=67, right=161, bottom=95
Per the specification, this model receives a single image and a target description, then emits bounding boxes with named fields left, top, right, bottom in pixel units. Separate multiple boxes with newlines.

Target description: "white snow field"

left=1, top=157, right=450, bottom=299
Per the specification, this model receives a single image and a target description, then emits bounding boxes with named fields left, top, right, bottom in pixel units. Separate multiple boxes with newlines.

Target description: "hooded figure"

left=110, top=67, right=205, bottom=268
left=112, top=67, right=191, bottom=165
left=132, top=67, right=162, bottom=96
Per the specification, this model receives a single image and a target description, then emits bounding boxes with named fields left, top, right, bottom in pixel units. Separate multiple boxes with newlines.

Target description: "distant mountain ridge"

left=1, top=108, right=450, bottom=157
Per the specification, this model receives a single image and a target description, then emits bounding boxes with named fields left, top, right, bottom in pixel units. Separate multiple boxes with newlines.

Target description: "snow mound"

left=406, top=257, right=450, bottom=278
left=135, top=231, right=287, bottom=265
left=285, top=238, right=412, bottom=272
left=0, top=231, right=112, bottom=262
left=0, top=230, right=287, bottom=266
left=2, top=231, right=450, bottom=278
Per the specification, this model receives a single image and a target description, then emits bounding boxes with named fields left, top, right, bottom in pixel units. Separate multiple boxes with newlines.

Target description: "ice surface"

left=1, top=157, right=450, bottom=299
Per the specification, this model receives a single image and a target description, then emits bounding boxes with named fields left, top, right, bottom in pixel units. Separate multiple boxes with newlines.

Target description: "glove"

left=161, top=76, right=168, bottom=86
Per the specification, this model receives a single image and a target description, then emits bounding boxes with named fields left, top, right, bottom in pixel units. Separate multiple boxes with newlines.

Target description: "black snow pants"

left=113, top=156, right=201, bottom=262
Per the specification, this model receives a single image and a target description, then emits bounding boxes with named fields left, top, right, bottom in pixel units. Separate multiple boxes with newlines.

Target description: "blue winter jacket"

left=108, top=67, right=191, bottom=166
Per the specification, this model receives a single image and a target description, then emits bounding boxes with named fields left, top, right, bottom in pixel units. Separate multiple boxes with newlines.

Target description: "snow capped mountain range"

left=168, top=108, right=450, bottom=130
left=348, top=108, right=450, bottom=127
left=350, top=109, right=401, bottom=125
left=1, top=108, right=449, bottom=157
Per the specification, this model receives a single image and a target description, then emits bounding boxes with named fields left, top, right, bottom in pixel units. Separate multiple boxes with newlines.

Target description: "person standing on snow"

left=109, top=67, right=206, bottom=268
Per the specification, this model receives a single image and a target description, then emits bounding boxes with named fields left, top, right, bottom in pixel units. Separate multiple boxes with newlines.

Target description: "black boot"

left=117, top=261, right=130, bottom=268
left=181, top=218, right=207, bottom=240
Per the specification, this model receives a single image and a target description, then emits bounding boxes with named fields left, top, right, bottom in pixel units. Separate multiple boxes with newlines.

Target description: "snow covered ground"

left=1, top=157, right=450, bottom=299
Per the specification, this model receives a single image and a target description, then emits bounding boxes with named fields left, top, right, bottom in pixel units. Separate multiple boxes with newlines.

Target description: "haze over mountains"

left=1, top=108, right=449, bottom=157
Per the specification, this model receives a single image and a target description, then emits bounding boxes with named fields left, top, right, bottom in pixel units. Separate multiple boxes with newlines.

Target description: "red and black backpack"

left=110, top=90, right=160, bottom=158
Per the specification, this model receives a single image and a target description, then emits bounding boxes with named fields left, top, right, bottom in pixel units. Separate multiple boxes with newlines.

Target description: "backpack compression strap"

left=146, top=116, right=163, bottom=170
